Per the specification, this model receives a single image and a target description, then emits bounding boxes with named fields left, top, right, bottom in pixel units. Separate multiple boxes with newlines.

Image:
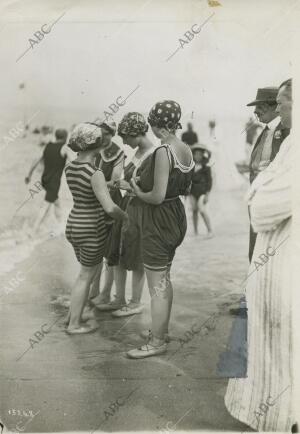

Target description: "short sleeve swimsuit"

left=41, top=141, right=66, bottom=203
left=133, top=144, right=194, bottom=271
left=65, top=161, right=108, bottom=267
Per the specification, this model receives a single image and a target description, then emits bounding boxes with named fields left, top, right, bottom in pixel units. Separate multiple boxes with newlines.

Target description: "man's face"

left=276, top=86, right=292, bottom=129
left=254, top=103, right=275, bottom=123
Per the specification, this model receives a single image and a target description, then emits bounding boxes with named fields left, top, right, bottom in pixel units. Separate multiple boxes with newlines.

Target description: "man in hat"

left=230, top=87, right=290, bottom=318
left=247, top=86, right=290, bottom=261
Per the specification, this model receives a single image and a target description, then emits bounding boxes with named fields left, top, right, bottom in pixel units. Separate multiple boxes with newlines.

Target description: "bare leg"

left=68, top=264, right=99, bottom=330
left=131, top=265, right=145, bottom=304
left=89, top=262, right=103, bottom=300
left=90, top=261, right=114, bottom=303
left=199, top=195, right=213, bottom=234
left=113, top=264, right=127, bottom=303
left=53, top=199, right=62, bottom=222
left=189, top=195, right=199, bottom=235
left=145, top=267, right=172, bottom=345
left=165, top=266, right=173, bottom=331
left=102, top=264, right=114, bottom=299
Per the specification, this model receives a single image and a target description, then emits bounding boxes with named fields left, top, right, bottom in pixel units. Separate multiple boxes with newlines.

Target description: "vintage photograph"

left=0, top=0, right=299, bottom=432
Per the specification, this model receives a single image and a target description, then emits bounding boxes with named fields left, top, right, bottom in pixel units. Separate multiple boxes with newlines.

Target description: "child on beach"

left=189, top=145, right=213, bottom=238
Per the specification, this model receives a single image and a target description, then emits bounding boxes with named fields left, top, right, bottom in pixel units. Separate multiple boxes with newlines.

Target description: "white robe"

left=225, top=136, right=295, bottom=432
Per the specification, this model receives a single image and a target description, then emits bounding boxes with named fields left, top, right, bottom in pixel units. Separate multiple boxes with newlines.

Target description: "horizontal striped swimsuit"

left=65, top=161, right=108, bottom=267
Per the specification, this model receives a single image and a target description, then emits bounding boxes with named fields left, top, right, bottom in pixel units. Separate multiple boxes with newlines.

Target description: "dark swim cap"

left=148, top=100, right=182, bottom=130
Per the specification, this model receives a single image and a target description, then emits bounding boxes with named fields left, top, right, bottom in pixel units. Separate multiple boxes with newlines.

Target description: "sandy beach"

left=0, top=132, right=252, bottom=432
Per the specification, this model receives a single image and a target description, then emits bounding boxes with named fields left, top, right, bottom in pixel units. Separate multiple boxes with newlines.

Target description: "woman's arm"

left=91, top=170, right=128, bottom=222
left=130, top=147, right=169, bottom=205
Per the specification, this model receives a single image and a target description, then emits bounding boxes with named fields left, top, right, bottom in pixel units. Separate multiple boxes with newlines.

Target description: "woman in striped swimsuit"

left=65, top=123, right=128, bottom=334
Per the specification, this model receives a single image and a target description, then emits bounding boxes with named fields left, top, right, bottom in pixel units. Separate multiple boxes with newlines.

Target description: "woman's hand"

left=107, top=180, right=117, bottom=190
left=115, top=179, right=132, bottom=191
left=130, top=178, right=141, bottom=196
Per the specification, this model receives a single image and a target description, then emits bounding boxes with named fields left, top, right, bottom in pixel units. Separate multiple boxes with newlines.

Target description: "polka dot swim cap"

left=148, top=100, right=182, bottom=130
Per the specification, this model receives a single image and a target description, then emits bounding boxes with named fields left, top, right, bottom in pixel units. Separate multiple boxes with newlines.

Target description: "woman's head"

left=148, top=100, right=182, bottom=140
left=68, top=122, right=103, bottom=153
left=117, top=112, right=148, bottom=148
left=99, top=120, right=117, bottom=146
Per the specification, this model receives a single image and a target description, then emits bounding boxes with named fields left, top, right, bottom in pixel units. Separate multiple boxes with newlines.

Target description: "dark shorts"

left=44, top=189, right=59, bottom=203
left=133, top=197, right=187, bottom=271
left=190, top=184, right=207, bottom=200
left=42, top=178, right=61, bottom=203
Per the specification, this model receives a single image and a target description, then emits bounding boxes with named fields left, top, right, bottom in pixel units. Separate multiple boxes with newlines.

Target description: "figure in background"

left=189, top=145, right=213, bottom=238
left=208, top=119, right=216, bottom=137
left=25, top=128, right=70, bottom=237
left=38, top=125, right=54, bottom=148
left=181, top=122, right=198, bottom=147
left=88, top=120, right=125, bottom=310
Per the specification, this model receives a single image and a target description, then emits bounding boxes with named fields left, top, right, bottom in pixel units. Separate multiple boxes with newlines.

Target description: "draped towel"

left=225, top=136, right=295, bottom=432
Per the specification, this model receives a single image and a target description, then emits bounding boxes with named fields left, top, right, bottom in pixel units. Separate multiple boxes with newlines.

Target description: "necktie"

left=252, top=125, right=269, bottom=174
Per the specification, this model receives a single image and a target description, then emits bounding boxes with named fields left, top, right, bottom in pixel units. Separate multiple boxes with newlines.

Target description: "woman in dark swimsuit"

left=88, top=120, right=125, bottom=310
left=108, top=112, right=154, bottom=318
left=127, top=100, right=194, bottom=359
left=25, top=128, right=69, bottom=237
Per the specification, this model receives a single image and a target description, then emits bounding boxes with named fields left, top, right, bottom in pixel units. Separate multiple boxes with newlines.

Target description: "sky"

left=0, top=0, right=297, bottom=133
